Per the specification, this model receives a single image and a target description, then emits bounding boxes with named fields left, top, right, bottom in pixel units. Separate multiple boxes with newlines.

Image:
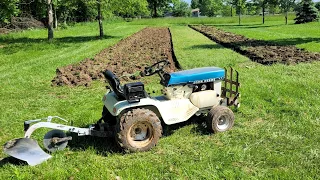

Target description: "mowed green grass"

left=0, top=17, right=320, bottom=179
left=215, top=21, right=320, bottom=52
left=172, top=25, right=320, bottom=179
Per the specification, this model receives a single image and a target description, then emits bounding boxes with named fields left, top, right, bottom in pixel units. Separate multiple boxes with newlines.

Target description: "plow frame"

left=23, top=116, right=92, bottom=138
left=23, top=116, right=114, bottom=138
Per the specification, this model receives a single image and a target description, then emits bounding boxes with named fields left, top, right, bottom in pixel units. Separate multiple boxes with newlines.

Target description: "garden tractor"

left=3, top=60, right=240, bottom=166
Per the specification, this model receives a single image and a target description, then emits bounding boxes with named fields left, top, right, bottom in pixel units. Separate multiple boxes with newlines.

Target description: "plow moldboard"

left=3, top=138, right=52, bottom=166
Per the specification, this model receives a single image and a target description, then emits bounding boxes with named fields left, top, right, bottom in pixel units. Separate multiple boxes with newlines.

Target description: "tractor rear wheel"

left=116, top=108, right=162, bottom=152
left=207, top=106, right=234, bottom=133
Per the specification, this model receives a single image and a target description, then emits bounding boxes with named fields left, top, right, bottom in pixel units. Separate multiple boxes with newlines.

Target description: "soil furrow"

left=189, top=25, right=320, bottom=65
left=52, top=27, right=178, bottom=87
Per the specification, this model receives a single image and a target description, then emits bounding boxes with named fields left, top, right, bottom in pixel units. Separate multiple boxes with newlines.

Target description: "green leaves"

left=172, top=0, right=190, bottom=17
left=111, top=0, right=149, bottom=17
left=0, top=0, right=19, bottom=25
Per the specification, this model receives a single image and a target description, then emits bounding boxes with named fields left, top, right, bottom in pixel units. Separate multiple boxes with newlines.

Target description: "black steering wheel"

left=140, top=60, right=170, bottom=77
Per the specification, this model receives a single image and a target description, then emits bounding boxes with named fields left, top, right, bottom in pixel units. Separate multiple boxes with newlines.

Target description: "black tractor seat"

left=102, top=70, right=125, bottom=100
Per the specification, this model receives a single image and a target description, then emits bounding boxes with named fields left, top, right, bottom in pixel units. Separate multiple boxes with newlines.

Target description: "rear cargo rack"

left=222, top=67, right=240, bottom=107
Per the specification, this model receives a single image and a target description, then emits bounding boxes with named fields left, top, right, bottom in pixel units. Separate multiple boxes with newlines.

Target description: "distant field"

left=0, top=16, right=320, bottom=179
left=129, top=14, right=296, bottom=25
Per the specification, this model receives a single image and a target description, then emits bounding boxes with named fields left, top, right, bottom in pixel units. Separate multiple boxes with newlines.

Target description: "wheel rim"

left=128, top=122, right=153, bottom=148
left=217, top=115, right=230, bottom=130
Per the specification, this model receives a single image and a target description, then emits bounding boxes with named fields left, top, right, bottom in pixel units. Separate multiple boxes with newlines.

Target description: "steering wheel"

left=140, top=60, right=170, bottom=77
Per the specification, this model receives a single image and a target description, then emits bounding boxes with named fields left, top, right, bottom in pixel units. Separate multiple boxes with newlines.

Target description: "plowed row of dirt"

left=190, top=25, right=320, bottom=65
left=52, top=27, right=178, bottom=86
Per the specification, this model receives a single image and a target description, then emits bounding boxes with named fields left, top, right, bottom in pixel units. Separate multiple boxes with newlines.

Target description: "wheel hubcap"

left=217, top=115, right=229, bottom=130
left=128, top=122, right=153, bottom=147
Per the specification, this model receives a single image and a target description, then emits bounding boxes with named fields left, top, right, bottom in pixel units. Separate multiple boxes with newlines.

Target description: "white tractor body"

left=103, top=81, right=225, bottom=125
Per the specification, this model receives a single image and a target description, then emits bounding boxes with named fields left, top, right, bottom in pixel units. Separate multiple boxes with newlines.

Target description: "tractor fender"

left=102, top=92, right=199, bottom=125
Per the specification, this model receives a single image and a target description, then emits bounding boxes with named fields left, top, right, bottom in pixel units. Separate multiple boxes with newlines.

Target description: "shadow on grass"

left=194, top=25, right=320, bottom=47
left=214, top=23, right=284, bottom=28
left=0, top=35, right=118, bottom=44
left=218, top=37, right=320, bottom=48
left=0, top=117, right=213, bottom=167
left=270, top=37, right=320, bottom=46
left=0, top=35, right=119, bottom=55
left=162, top=115, right=211, bottom=136
left=67, top=127, right=121, bottom=156
left=68, top=115, right=212, bottom=155
left=185, top=44, right=224, bottom=50
left=0, top=157, right=28, bottom=167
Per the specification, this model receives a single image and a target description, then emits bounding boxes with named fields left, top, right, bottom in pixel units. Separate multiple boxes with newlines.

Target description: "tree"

left=55, top=0, right=77, bottom=26
left=197, top=0, right=223, bottom=17
left=279, top=0, right=295, bottom=24
left=232, top=0, right=246, bottom=24
left=47, top=0, right=54, bottom=40
left=147, top=0, right=169, bottom=17
left=268, top=0, right=280, bottom=15
left=191, top=0, right=199, bottom=9
left=172, top=0, right=190, bottom=16
left=111, top=0, right=149, bottom=18
left=97, top=0, right=150, bottom=38
left=253, top=0, right=268, bottom=24
left=97, top=0, right=103, bottom=38
left=294, top=0, right=319, bottom=24
left=225, top=0, right=235, bottom=17
left=315, top=2, right=320, bottom=11
left=245, top=1, right=259, bottom=15
left=0, top=0, right=19, bottom=25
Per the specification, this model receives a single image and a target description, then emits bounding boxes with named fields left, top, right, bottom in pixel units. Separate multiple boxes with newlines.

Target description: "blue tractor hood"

left=163, top=67, right=225, bottom=86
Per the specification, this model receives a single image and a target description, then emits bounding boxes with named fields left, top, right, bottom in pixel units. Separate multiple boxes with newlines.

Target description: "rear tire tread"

left=116, top=108, right=162, bottom=152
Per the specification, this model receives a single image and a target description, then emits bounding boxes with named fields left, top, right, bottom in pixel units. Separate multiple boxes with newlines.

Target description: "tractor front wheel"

left=207, top=106, right=234, bottom=133
left=116, top=108, right=162, bottom=152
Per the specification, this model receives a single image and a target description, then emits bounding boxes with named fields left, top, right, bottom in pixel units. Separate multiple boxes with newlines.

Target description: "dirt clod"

left=52, top=27, right=178, bottom=86
left=190, top=25, right=320, bottom=65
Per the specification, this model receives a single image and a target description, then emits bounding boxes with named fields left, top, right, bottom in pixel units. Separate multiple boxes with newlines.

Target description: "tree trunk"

left=238, top=7, right=241, bottom=25
left=262, top=5, right=265, bottom=24
left=53, top=3, right=58, bottom=29
left=153, top=3, right=157, bottom=17
left=47, top=0, right=54, bottom=40
left=97, top=0, right=103, bottom=38
left=285, top=11, right=288, bottom=25
left=63, top=11, right=68, bottom=26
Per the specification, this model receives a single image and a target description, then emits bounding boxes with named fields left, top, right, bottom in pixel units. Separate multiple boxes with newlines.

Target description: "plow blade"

left=3, top=138, right=52, bottom=166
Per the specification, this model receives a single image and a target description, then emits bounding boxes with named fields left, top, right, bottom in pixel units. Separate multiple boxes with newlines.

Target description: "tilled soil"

left=190, top=25, right=320, bottom=65
left=52, top=27, right=178, bottom=86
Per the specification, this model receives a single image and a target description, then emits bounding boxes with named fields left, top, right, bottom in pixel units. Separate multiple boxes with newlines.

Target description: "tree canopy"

left=315, top=2, right=320, bottom=11
left=1, top=0, right=316, bottom=27
left=0, top=0, right=20, bottom=25
left=171, top=1, right=191, bottom=17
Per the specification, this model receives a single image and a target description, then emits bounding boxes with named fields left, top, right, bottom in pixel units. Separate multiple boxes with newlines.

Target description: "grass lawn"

left=1, top=17, right=320, bottom=179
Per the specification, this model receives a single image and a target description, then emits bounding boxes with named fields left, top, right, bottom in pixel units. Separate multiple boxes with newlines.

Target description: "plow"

left=3, top=60, right=240, bottom=166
